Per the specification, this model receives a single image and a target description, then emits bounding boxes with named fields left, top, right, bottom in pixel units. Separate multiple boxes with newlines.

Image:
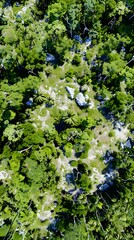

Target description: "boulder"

left=89, top=100, right=94, bottom=109
left=75, top=92, right=88, bottom=107
left=80, top=85, right=88, bottom=93
left=0, top=171, right=9, bottom=180
left=16, top=14, right=21, bottom=19
left=48, top=219, right=58, bottom=231
left=65, top=86, right=75, bottom=99
left=66, top=173, right=74, bottom=185
left=105, top=171, right=117, bottom=181
left=98, top=183, right=110, bottom=191
left=16, top=2, right=20, bottom=7
left=121, top=46, right=126, bottom=53
left=90, top=60, right=97, bottom=67
left=37, top=210, right=51, bottom=221
left=26, top=98, right=33, bottom=106
left=84, top=38, right=91, bottom=46
left=4, top=0, right=11, bottom=7
left=103, top=150, right=114, bottom=164
left=85, top=94, right=89, bottom=101
left=125, top=138, right=132, bottom=148
left=98, top=181, right=113, bottom=191
left=73, top=35, right=82, bottom=44
left=46, top=53, right=55, bottom=62
left=83, top=56, right=87, bottom=61
left=114, top=121, right=124, bottom=131
left=104, top=155, right=114, bottom=164
left=120, top=142, right=124, bottom=149
left=34, top=89, right=38, bottom=94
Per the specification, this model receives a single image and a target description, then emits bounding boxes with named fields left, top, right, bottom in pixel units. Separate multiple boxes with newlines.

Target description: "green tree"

left=106, top=91, right=133, bottom=116
left=2, top=26, right=18, bottom=44
left=64, top=142, right=73, bottom=157
left=63, top=110, right=79, bottom=127
left=3, top=124, right=23, bottom=142
left=64, top=221, right=88, bottom=240
left=72, top=54, right=81, bottom=66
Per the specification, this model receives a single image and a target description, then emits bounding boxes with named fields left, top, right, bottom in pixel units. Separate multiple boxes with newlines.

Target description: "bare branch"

left=19, top=145, right=33, bottom=153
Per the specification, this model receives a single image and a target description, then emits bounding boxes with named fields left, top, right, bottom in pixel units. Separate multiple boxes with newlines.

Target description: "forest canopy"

left=0, top=0, right=134, bottom=239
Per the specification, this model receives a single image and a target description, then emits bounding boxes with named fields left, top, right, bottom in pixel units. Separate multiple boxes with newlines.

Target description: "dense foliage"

left=0, top=0, right=134, bottom=239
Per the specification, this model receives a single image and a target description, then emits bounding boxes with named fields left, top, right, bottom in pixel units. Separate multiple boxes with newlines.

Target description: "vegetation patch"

left=0, top=0, right=133, bottom=239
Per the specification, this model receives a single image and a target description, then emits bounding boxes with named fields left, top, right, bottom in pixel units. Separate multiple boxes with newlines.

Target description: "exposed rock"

left=65, top=86, right=75, bottom=99
left=4, top=0, right=11, bottom=7
left=98, top=183, right=110, bottom=191
left=89, top=100, right=94, bottom=109
left=80, top=85, right=88, bottom=93
left=73, top=188, right=84, bottom=201
left=0, top=170, right=10, bottom=180
left=83, top=50, right=87, bottom=56
left=66, top=173, right=74, bottom=185
left=84, top=38, right=91, bottom=46
left=83, top=56, right=87, bottom=61
left=16, top=14, right=21, bottom=19
left=121, top=138, right=133, bottom=149
left=16, top=2, right=20, bottom=7
left=114, top=125, right=129, bottom=141
left=37, top=210, right=52, bottom=221
left=125, top=138, right=132, bottom=148
left=120, top=142, right=124, bottom=149
left=17, top=6, right=28, bottom=18
left=75, top=92, right=88, bottom=107
left=33, top=89, right=38, bottom=94
left=103, top=151, right=114, bottom=164
left=26, top=98, right=33, bottom=106
left=104, top=156, right=114, bottom=164
left=73, top=35, right=82, bottom=44
left=114, top=121, right=124, bottom=131
left=105, top=170, right=118, bottom=181
left=19, top=229, right=25, bottom=236
left=48, top=219, right=58, bottom=231
left=0, top=219, right=5, bottom=227
left=98, top=180, right=114, bottom=191
left=68, top=188, right=76, bottom=194
left=90, top=60, right=97, bottom=67
left=96, top=95, right=104, bottom=101
left=120, top=46, right=126, bottom=53
left=84, top=94, right=89, bottom=101
left=46, top=53, right=55, bottom=62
